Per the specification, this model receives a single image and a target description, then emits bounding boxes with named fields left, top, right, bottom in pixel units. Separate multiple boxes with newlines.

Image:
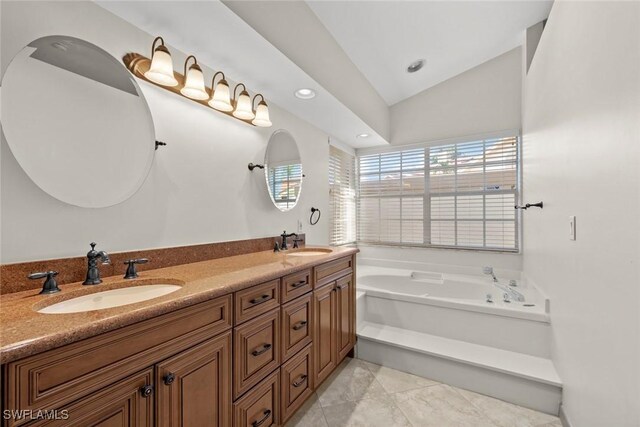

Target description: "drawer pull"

left=140, top=385, right=154, bottom=397
left=250, top=294, right=271, bottom=305
left=292, top=374, right=308, bottom=388
left=290, top=280, right=308, bottom=288
left=251, top=343, right=272, bottom=356
left=252, top=409, right=271, bottom=427
left=292, top=320, right=308, bottom=331
left=163, top=372, right=175, bottom=385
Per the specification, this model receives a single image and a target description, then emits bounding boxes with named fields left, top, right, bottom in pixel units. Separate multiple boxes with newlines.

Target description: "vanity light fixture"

left=232, top=84, right=255, bottom=120
left=144, top=37, right=179, bottom=87
left=294, top=88, right=316, bottom=99
left=124, top=36, right=273, bottom=127
left=180, top=55, right=208, bottom=100
left=208, top=71, right=233, bottom=112
left=252, top=94, right=272, bottom=127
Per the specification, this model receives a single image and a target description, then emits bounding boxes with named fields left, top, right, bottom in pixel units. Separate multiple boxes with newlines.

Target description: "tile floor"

left=285, top=358, right=562, bottom=427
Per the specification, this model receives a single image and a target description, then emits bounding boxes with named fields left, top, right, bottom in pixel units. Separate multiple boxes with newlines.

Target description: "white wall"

left=223, top=0, right=391, bottom=143
left=0, top=1, right=330, bottom=263
left=390, top=47, right=522, bottom=146
left=365, top=47, right=524, bottom=269
left=522, top=2, right=640, bottom=426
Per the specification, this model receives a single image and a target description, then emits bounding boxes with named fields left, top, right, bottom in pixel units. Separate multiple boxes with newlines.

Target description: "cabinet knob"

left=163, top=372, right=175, bottom=385
left=140, top=385, right=153, bottom=397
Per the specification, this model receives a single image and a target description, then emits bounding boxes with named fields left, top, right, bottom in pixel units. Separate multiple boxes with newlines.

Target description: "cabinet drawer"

left=234, top=279, right=280, bottom=325
left=29, top=368, right=154, bottom=427
left=280, top=345, right=314, bottom=424
left=233, top=370, right=279, bottom=427
left=233, top=309, right=280, bottom=399
left=281, top=269, right=312, bottom=303
left=314, top=256, right=353, bottom=288
left=280, top=294, right=312, bottom=362
left=4, top=295, right=232, bottom=425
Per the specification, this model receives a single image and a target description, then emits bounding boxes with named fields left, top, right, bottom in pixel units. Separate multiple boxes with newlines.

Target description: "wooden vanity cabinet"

left=2, top=253, right=357, bottom=427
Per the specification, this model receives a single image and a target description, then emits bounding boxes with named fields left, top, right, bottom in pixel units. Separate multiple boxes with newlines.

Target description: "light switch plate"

left=569, top=216, right=576, bottom=240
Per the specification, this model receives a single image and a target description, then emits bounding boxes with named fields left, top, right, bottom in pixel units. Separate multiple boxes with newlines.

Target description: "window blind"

left=357, top=136, right=519, bottom=251
left=329, top=145, right=356, bottom=246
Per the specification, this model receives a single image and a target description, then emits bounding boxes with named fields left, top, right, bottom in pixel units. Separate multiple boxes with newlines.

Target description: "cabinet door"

left=30, top=368, right=153, bottom=427
left=156, top=331, right=232, bottom=427
left=313, top=283, right=337, bottom=385
left=336, top=274, right=355, bottom=361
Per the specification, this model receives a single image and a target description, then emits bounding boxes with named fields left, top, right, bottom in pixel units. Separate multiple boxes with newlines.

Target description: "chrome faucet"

left=279, top=231, right=298, bottom=250
left=483, top=266, right=498, bottom=283
left=83, top=242, right=111, bottom=285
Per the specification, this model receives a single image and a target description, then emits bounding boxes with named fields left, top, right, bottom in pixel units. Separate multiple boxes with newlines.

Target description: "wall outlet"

left=297, top=219, right=303, bottom=234
left=569, top=216, right=576, bottom=240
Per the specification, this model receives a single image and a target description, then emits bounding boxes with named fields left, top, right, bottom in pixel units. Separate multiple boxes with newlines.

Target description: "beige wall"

left=0, top=1, right=330, bottom=263
left=522, top=2, right=640, bottom=426
left=390, top=47, right=522, bottom=146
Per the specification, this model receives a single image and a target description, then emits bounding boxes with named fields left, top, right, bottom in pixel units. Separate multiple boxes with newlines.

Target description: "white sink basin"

left=38, top=284, right=181, bottom=314
left=287, top=248, right=332, bottom=257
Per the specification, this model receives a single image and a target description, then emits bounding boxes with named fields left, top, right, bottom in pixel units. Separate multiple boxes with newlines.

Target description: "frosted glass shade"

left=233, top=90, right=255, bottom=120
left=208, top=80, right=233, bottom=112
left=180, top=64, right=208, bottom=100
left=144, top=47, right=178, bottom=87
left=252, top=101, right=272, bottom=127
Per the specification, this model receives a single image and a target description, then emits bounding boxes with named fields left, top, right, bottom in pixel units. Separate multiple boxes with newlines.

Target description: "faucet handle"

left=123, top=258, right=149, bottom=279
left=28, top=271, right=61, bottom=294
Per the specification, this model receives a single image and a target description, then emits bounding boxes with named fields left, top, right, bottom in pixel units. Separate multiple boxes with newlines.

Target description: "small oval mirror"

left=264, top=129, right=302, bottom=211
left=1, top=36, right=156, bottom=208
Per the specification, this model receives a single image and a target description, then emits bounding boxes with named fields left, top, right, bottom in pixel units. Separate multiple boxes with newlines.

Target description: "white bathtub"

left=357, top=265, right=549, bottom=322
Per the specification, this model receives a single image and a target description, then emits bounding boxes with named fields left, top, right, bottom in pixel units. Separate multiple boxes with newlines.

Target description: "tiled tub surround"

left=0, top=235, right=304, bottom=295
left=1, top=245, right=357, bottom=427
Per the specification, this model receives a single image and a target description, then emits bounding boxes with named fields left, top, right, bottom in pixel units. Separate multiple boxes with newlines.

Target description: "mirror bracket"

left=248, top=163, right=265, bottom=171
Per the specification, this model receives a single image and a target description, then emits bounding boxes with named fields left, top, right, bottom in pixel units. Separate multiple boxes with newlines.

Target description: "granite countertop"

left=0, top=246, right=358, bottom=364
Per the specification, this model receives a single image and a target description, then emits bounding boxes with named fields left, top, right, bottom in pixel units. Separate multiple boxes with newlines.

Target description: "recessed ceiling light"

left=407, top=59, right=426, bottom=73
left=294, top=88, right=316, bottom=99
left=356, top=133, right=370, bottom=138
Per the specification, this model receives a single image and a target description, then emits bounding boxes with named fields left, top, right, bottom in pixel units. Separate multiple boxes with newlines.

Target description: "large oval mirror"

left=1, top=36, right=155, bottom=208
left=264, top=129, right=302, bottom=211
